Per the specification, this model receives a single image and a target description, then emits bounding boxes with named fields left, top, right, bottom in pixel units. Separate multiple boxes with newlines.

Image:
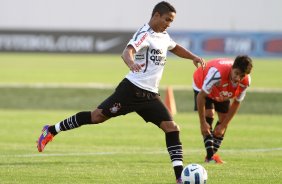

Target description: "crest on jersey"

left=109, top=103, right=121, bottom=114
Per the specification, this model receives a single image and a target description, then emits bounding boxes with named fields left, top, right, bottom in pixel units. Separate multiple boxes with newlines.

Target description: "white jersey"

left=125, top=23, right=177, bottom=93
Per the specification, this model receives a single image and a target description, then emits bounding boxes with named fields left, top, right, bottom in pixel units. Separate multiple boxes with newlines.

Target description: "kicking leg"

left=37, top=109, right=108, bottom=152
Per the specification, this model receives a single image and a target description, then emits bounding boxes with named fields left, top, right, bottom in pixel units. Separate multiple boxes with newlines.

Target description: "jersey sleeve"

left=127, top=30, right=149, bottom=53
left=202, top=67, right=221, bottom=94
left=167, top=36, right=177, bottom=50
left=235, top=88, right=247, bottom=101
left=235, top=75, right=251, bottom=102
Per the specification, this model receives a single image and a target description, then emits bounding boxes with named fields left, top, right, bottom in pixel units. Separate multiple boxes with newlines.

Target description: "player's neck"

left=148, top=21, right=161, bottom=33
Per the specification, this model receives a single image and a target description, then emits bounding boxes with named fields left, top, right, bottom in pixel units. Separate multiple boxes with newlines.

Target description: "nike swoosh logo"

left=191, top=168, right=199, bottom=172
left=95, top=37, right=123, bottom=52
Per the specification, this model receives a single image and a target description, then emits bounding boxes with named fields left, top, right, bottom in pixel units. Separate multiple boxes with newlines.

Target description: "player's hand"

left=128, top=63, right=145, bottom=72
left=213, top=124, right=227, bottom=137
left=200, top=121, right=211, bottom=136
left=193, top=57, right=206, bottom=68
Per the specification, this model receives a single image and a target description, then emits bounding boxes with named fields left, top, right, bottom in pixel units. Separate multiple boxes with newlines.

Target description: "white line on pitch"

left=0, top=83, right=282, bottom=93
left=2, top=147, right=282, bottom=158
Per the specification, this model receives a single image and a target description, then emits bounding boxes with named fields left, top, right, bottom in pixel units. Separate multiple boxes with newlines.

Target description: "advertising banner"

left=0, top=30, right=281, bottom=57
left=0, top=30, right=133, bottom=54
left=170, top=31, right=282, bottom=57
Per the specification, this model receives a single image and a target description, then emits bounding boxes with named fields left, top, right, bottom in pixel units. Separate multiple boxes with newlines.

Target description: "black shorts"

left=193, top=90, right=230, bottom=113
left=98, top=78, right=172, bottom=126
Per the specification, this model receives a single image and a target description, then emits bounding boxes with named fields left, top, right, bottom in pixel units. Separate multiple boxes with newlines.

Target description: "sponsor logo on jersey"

left=134, top=33, right=148, bottom=47
left=135, top=54, right=145, bottom=60
left=151, top=49, right=163, bottom=55
left=150, top=49, right=166, bottom=66
left=214, top=91, right=233, bottom=101
left=219, top=91, right=233, bottom=98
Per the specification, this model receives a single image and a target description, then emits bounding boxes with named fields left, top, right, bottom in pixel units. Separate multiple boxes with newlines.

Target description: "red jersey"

left=193, top=58, right=251, bottom=102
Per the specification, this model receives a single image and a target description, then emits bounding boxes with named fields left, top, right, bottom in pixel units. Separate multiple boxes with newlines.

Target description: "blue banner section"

left=0, top=30, right=281, bottom=57
left=170, top=31, right=282, bottom=57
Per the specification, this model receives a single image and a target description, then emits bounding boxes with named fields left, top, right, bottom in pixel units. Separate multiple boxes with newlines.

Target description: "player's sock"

left=204, top=134, right=214, bottom=160
left=213, top=121, right=224, bottom=153
left=166, top=131, right=183, bottom=180
left=213, top=135, right=224, bottom=153
left=48, top=111, right=92, bottom=135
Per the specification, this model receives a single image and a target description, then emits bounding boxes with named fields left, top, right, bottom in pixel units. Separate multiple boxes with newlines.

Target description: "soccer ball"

left=181, top=163, right=208, bottom=184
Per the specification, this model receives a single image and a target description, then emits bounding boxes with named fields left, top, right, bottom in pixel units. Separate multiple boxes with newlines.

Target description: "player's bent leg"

left=211, top=112, right=228, bottom=163
left=213, top=121, right=225, bottom=154
left=203, top=109, right=215, bottom=162
left=160, top=120, right=180, bottom=133
left=37, top=111, right=91, bottom=152
left=209, top=121, right=226, bottom=164
left=160, top=121, right=183, bottom=181
left=204, top=116, right=215, bottom=160
left=46, top=111, right=93, bottom=136
left=205, top=125, right=226, bottom=163
left=203, top=133, right=214, bottom=161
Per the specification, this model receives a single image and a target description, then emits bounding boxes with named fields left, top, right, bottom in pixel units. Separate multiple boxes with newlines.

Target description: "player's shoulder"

left=207, top=58, right=233, bottom=73
left=134, top=24, right=152, bottom=36
left=139, top=24, right=152, bottom=32
left=130, top=24, right=151, bottom=45
left=206, top=66, right=221, bottom=79
left=208, top=58, right=233, bottom=65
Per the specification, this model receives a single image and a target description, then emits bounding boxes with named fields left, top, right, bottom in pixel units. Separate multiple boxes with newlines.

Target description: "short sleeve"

left=236, top=88, right=247, bottom=102
left=236, top=75, right=251, bottom=101
left=167, top=37, right=177, bottom=50
left=202, top=67, right=221, bottom=94
left=127, top=31, right=149, bottom=53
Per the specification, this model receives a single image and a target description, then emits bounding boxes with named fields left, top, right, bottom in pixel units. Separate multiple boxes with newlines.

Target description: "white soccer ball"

left=181, top=163, right=208, bottom=184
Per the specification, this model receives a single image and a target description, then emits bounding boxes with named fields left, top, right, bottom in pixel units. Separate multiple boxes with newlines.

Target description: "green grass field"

left=0, top=53, right=281, bottom=184
left=0, top=53, right=282, bottom=88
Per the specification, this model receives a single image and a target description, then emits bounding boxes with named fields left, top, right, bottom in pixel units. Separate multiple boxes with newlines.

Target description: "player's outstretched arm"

left=170, top=44, right=206, bottom=68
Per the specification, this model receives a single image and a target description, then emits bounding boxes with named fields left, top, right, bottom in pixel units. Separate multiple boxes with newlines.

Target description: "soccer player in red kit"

left=193, top=55, right=253, bottom=163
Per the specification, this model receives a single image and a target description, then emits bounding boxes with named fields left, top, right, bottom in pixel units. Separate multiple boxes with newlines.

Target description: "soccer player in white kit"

left=37, top=2, right=205, bottom=183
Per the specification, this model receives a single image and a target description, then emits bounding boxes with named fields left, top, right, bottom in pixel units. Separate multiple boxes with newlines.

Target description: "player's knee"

left=160, top=121, right=180, bottom=133
left=174, top=123, right=180, bottom=131
left=91, top=109, right=108, bottom=124
left=213, top=131, right=221, bottom=138
left=205, top=110, right=214, bottom=118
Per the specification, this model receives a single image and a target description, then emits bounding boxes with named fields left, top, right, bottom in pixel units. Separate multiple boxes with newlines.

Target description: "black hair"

left=151, top=1, right=176, bottom=17
left=233, top=55, right=253, bottom=74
